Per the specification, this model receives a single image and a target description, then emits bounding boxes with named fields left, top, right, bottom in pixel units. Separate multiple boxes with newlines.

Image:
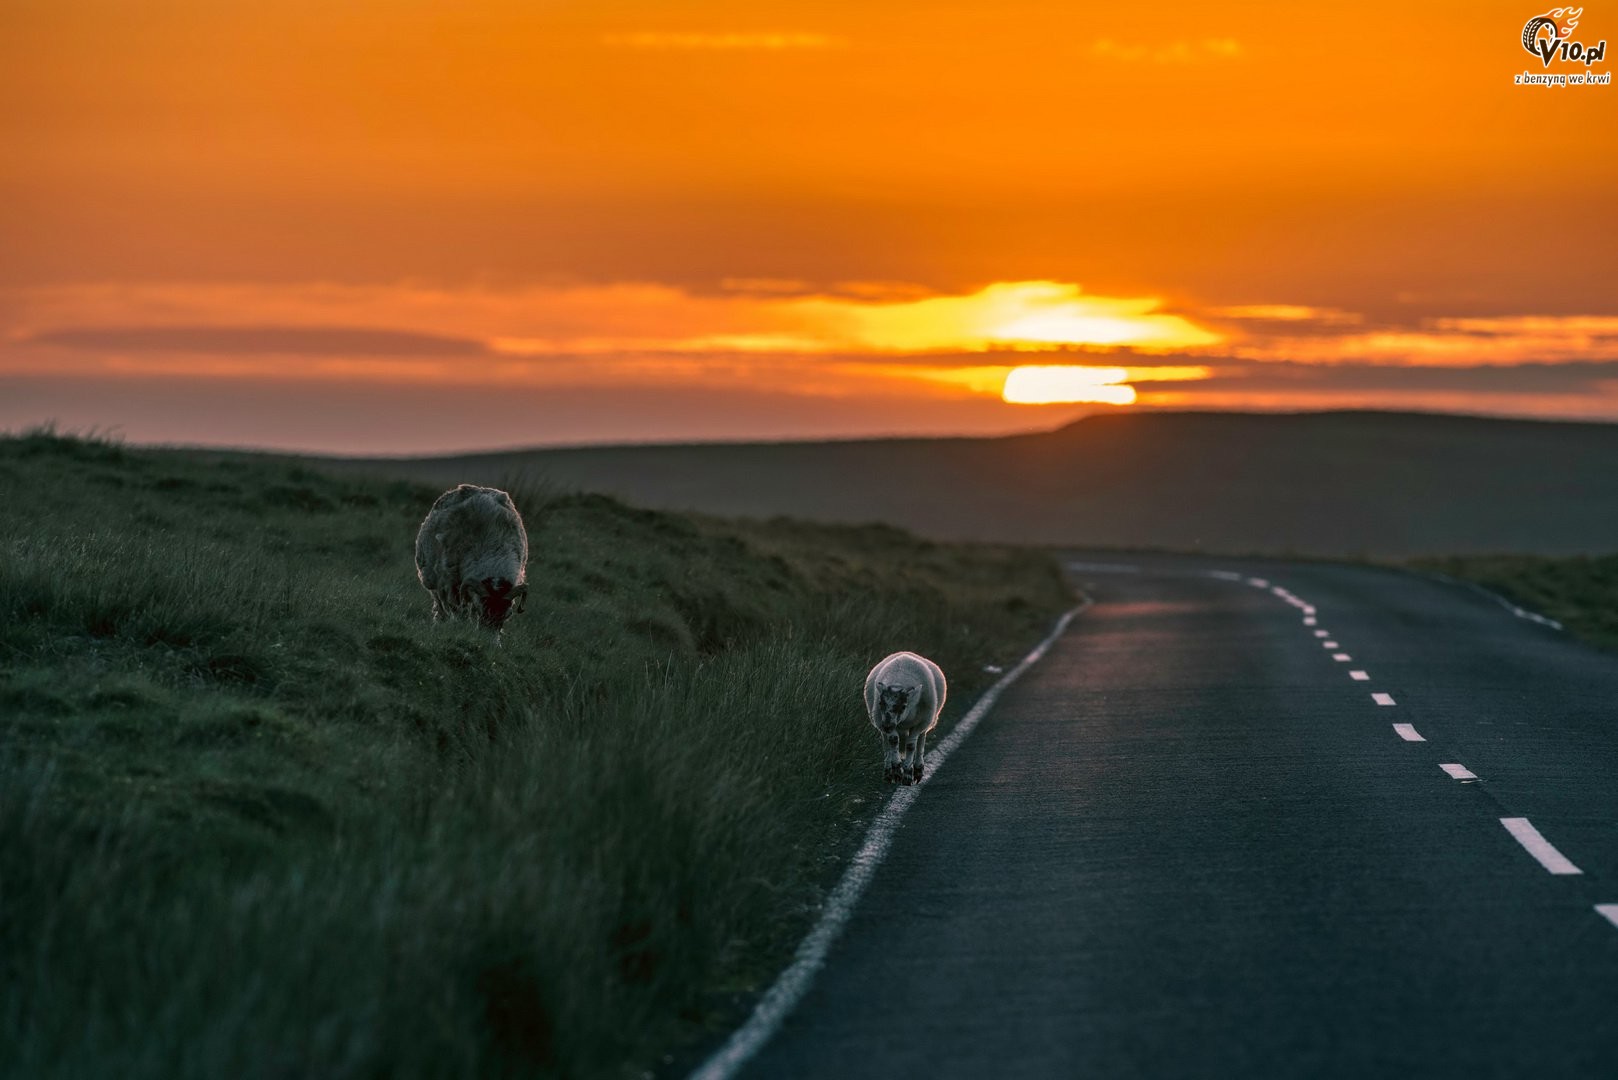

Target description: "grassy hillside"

left=0, top=430, right=1073, bottom=1079
left=327, top=410, right=1618, bottom=558
left=1416, top=554, right=1618, bottom=652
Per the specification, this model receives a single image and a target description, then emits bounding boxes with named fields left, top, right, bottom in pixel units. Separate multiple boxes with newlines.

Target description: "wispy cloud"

left=1091, top=38, right=1243, bottom=63
left=1233, top=316, right=1618, bottom=366
left=715, top=278, right=815, bottom=295
left=601, top=32, right=842, bottom=51
left=1207, top=304, right=1362, bottom=325
left=1429, top=316, right=1618, bottom=337
left=5, top=280, right=1220, bottom=361
left=26, top=326, right=488, bottom=357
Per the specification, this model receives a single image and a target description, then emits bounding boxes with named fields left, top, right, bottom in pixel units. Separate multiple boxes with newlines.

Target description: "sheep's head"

left=473, top=578, right=528, bottom=630
left=876, top=683, right=918, bottom=727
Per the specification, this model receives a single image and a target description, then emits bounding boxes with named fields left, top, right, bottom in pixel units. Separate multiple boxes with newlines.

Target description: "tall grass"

left=0, top=432, right=1072, bottom=1078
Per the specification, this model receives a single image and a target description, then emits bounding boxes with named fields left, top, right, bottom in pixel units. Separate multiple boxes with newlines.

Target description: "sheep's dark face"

left=877, top=684, right=916, bottom=727
left=474, top=578, right=528, bottom=630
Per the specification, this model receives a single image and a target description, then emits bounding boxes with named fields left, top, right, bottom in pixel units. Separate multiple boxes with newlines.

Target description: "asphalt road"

left=733, top=554, right=1618, bottom=1079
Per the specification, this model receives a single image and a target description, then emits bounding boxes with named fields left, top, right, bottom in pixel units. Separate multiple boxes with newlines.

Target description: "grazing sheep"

left=864, top=651, right=947, bottom=785
left=414, top=484, right=529, bottom=632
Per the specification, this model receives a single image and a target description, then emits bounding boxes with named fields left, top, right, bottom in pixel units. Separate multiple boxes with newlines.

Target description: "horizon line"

left=9, top=406, right=1616, bottom=462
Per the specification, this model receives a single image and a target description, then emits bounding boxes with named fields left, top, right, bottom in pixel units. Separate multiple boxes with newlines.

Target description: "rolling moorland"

left=328, top=411, right=1618, bottom=559
left=0, top=430, right=1074, bottom=1079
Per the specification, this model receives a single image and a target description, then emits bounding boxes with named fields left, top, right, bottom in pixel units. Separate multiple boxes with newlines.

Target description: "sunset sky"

left=3, top=0, right=1615, bottom=452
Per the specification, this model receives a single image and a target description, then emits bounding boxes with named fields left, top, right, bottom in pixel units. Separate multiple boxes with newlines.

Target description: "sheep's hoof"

left=910, top=766, right=924, bottom=783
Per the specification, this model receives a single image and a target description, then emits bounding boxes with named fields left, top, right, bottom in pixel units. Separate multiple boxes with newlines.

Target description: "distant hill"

left=323, top=411, right=1618, bottom=557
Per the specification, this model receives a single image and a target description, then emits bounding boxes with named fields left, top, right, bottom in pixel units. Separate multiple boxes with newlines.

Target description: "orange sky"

left=2, top=0, right=1615, bottom=451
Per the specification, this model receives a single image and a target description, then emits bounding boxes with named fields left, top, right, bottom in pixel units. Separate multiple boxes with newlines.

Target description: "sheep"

left=864, top=651, right=947, bottom=785
left=414, top=484, right=529, bottom=632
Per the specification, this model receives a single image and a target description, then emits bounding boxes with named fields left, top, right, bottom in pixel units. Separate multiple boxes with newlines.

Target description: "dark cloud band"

left=27, top=326, right=490, bottom=358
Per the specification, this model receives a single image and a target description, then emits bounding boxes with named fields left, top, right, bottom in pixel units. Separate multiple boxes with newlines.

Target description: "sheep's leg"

left=882, top=726, right=903, bottom=783
left=910, top=728, right=928, bottom=785
left=899, top=730, right=921, bottom=785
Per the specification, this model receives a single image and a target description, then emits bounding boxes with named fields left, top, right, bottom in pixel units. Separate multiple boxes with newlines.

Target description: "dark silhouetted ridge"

left=325, top=411, right=1618, bottom=557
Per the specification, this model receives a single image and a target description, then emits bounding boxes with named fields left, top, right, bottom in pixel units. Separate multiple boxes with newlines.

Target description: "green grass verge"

left=1415, top=554, right=1618, bottom=651
left=0, top=429, right=1074, bottom=1079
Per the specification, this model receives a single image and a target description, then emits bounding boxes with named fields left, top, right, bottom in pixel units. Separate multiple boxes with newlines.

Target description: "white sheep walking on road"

left=864, top=651, right=947, bottom=785
left=414, top=484, right=529, bottom=632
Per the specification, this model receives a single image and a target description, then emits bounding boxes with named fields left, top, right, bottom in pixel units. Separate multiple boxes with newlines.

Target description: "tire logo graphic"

left=1521, top=7, right=1582, bottom=54
left=1523, top=15, right=1559, bottom=51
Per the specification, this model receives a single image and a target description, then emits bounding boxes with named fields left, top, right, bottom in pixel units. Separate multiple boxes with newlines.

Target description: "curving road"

left=723, top=554, right=1618, bottom=1079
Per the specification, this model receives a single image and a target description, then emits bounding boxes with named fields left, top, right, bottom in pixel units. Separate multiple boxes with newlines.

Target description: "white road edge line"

left=1349, top=670, right=1370, bottom=681
left=1500, top=817, right=1583, bottom=875
left=1448, top=576, right=1566, bottom=631
left=1372, top=692, right=1396, bottom=706
left=1512, top=607, right=1561, bottom=629
left=687, top=599, right=1092, bottom=1080
left=1595, top=905, right=1618, bottom=930
left=1393, top=723, right=1424, bottom=741
left=1440, top=763, right=1477, bottom=780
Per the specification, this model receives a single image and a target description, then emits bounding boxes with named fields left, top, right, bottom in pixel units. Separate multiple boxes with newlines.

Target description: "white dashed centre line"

left=1332, top=653, right=1352, bottom=662
left=1372, top=692, right=1396, bottom=706
left=1500, top=818, right=1583, bottom=875
left=1248, top=577, right=1270, bottom=588
left=1313, top=630, right=1330, bottom=638
left=1440, top=763, right=1477, bottom=780
left=1302, top=606, right=1316, bottom=615
left=1303, top=617, right=1317, bottom=626
left=1596, top=905, right=1618, bottom=930
left=1349, top=670, right=1370, bottom=681
left=1393, top=723, right=1425, bottom=741
left=1323, top=640, right=1340, bottom=649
